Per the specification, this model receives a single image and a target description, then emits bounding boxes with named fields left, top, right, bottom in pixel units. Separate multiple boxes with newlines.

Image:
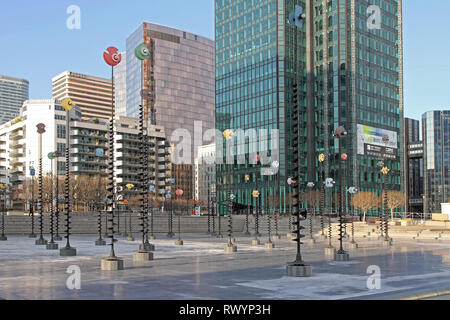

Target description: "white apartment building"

left=194, top=144, right=216, bottom=201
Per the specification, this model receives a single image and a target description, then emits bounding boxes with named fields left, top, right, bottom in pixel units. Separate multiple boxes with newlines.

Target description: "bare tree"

left=386, top=191, right=406, bottom=220
left=301, top=190, right=321, bottom=216
left=351, top=192, right=380, bottom=222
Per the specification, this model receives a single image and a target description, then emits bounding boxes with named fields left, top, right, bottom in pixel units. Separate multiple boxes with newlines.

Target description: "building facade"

left=423, top=110, right=450, bottom=213
left=0, top=75, right=29, bottom=125
left=52, top=71, right=113, bottom=121
left=215, top=0, right=404, bottom=214
left=114, top=52, right=127, bottom=117
left=126, top=23, right=216, bottom=199
left=195, top=144, right=216, bottom=202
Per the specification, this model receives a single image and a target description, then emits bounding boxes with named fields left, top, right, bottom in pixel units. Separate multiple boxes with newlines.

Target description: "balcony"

left=10, top=132, right=24, bottom=140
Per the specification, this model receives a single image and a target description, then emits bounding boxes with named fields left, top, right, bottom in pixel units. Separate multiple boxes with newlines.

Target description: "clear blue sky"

left=0, top=0, right=448, bottom=121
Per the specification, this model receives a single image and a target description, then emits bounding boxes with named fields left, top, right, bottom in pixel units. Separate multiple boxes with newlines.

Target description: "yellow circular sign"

left=381, top=167, right=390, bottom=175
left=61, top=98, right=75, bottom=112
left=252, top=190, right=260, bottom=198
left=318, top=154, right=325, bottom=163
left=245, top=175, right=250, bottom=181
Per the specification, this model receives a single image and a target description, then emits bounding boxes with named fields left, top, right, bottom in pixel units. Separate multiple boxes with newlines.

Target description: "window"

left=57, top=125, right=66, bottom=139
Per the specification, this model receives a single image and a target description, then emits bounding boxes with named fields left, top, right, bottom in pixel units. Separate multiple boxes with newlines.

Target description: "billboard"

left=357, top=124, right=398, bottom=159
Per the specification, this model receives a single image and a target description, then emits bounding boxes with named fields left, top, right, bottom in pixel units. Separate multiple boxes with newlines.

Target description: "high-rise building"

left=195, top=144, right=216, bottom=202
left=215, top=0, right=404, bottom=214
left=114, top=52, right=127, bottom=117
left=403, top=118, right=423, bottom=213
left=52, top=71, right=113, bottom=121
left=125, top=22, right=216, bottom=199
left=0, top=75, right=29, bottom=125
left=422, top=110, right=450, bottom=213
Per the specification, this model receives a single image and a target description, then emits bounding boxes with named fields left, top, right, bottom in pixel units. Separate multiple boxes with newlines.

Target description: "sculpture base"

left=140, top=243, right=155, bottom=251
left=383, top=239, right=393, bottom=247
left=133, top=251, right=153, bottom=261
left=224, top=244, right=237, bottom=253
left=149, top=235, right=156, bottom=241
left=54, top=236, right=63, bottom=241
left=334, top=251, right=350, bottom=262
left=175, top=239, right=184, bottom=246
left=60, top=246, right=77, bottom=257
left=272, top=235, right=281, bottom=240
left=325, top=247, right=336, bottom=256
left=287, top=233, right=293, bottom=239
left=252, top=239, right=261, bottom=246
left=126, top=236, right=135, bottom=242
left=35, top=237, right=47, bottom=245
left=264, top=241, right=275, bottom=249
left=95, top=239, right=106, bottom=246
left=286, top=264, right=312, bottom=277
left=0, top=235, right=7, bottom=241
left=46, top=242, right=59, bottom=250
left=101, top=257, right=124, bottom=271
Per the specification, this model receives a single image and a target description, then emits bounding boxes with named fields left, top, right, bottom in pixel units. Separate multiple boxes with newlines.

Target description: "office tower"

left=114, top=52, right=127, bottom=116
left=195, top=144, right=216, bottom=201
left=52, top=71, right=113, bottom=121
left=404, top=118, right=423, bottom=213
left=422, top=110, right=450, bottom=213
left=0, top=75, right=29, bottom=125
left=215, top=0, right=404, bottom=214
left=126, top=22, right=215, bottom=199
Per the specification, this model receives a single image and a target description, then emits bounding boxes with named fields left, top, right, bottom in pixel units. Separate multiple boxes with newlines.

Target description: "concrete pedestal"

left=287, top=233, right=293, bottom=239
left=101, top=257, right=124, bottom=271
left=305, top=238, right=316, bottom=245
left=149, top=235, right=156, bottom=241
left=272, top=235, right=281, bottom=240
left=54, top=236, right=63, bottom=241
left=334, top=251, right=350, bottom=262
left=140, top=243, right=155, bottom=251
left=60, top=246, right=77, bottom=256
left=95, top=239, right=106, bottom=246
left=126, top=236, right=135, bottom=241
left=35, top=237, right=47, bottom=245
left=175, top=239, right=184, bottom=246
left=46, top=242, right=59, bottom=250
left=325, top=247, right=336, bottom=256
left=264, top=241, right=275, bottom=249
left=286, top=264, right=312, bottom=277
left=383, top=239, right=393, bottom=247
left=252, top=239, right=261, bottom=246
left=224, top=244, right=237, bottom=253
left=133, top=250, right=153, bottom=261
left=0, top=235, right=7, bottom=241
left=348, top=242, right=359, bottom=249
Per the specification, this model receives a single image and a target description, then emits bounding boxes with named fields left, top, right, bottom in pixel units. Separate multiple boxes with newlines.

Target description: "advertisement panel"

left=357, top=124, right=398, bottom=159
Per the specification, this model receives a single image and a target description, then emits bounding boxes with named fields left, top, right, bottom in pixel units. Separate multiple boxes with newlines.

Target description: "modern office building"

left=404, top=117, right=423, bottom=213
left=114, top=52, right=127, bottom=117
left=0, top=75, right=29, bottom=125
left=422, top=110, right=450, bottom=213
left=195, top=144, right=216, bottom=202
left=215, top=0, right=404, bottom=213
left=125, top=22, right=216, bottom=199
left=52, top=71, right=113, bottom=121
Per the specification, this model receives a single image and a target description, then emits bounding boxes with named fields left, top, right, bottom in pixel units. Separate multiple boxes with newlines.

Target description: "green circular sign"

left=48, top=152, right=56, bottom=160
left=135, top=43, right=150, bottom=60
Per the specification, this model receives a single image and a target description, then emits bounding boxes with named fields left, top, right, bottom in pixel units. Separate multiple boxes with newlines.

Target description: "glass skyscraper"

left=0, top=75, right=29, bottom=125
left=423, top=110, right=450, bottom=213
left=215, top=0, right=404, bottom=215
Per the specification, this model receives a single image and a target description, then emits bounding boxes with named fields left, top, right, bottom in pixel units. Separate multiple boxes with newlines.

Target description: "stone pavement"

left=1, top=234, right=450, bottom=300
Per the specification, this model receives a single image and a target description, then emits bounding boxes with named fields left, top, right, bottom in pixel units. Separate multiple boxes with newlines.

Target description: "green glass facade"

left=215, top=0, right=404, bottom=215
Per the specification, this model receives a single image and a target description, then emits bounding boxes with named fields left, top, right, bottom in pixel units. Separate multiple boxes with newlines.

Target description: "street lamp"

left=333, top=126, right=350, bottom=262
left=28, top=164, right=36, bottom=238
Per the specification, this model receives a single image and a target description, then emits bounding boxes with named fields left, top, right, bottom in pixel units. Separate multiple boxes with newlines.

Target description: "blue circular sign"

left=95, top=148, right=104, bottom=157
left=30, top=168, right=35, bottom=177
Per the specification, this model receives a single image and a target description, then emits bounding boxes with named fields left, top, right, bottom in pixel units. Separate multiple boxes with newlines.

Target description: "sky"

left=0, top=0, right=449, bottom=121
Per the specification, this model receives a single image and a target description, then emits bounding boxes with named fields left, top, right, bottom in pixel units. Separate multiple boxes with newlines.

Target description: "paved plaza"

left=1, top=234, right=450, bottom=300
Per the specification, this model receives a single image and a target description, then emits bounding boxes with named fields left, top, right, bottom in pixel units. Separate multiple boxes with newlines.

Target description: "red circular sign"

left=341, top=153, right=348, bottom=161
left=176, top=189, right=184, bottom=196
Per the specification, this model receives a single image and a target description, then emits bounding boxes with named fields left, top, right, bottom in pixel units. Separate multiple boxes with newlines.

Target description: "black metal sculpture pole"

left=29, top=167, right=36, bottom=238
left=35, top=125, right=47, bottom=245
left=207, top=175, right=211, bottom=234
left=95, top=172, right=105, bottom=246
left=217, top=206, right=223, bottom=238
left=211, top=199, right=216, bottom=236
left=224, top=191, right=236, bottom=252
left=244, top=205, right=250, bottom=236
left=60, top=105, right=76, bottom=256
left=46, top=154, right=58, bottom=250
left=54, top=160, right=62, bottom=241
left=0, top=187, right=6, bottom=241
